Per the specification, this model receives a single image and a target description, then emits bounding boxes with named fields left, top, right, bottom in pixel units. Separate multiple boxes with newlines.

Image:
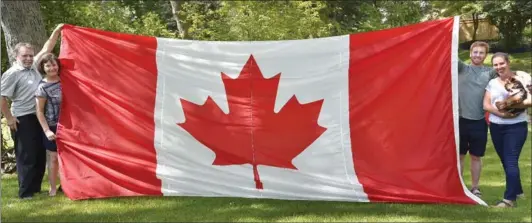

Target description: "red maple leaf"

left=177, top=55, right=327, bottom=189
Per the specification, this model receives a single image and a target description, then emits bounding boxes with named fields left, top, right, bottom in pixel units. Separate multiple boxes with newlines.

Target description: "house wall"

left=459, top=18, right=499, bottom=42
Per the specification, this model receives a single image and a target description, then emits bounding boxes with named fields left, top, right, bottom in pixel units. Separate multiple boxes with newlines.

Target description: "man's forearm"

left=0, top=97, right=14, bottom=120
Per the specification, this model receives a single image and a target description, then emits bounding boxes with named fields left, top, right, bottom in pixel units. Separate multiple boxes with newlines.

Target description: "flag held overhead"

left=57, top=16, right=485, bottom=205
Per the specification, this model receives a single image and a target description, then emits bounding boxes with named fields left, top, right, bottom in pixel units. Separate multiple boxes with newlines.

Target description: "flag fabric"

left=56, top=16, right=485, bottom=205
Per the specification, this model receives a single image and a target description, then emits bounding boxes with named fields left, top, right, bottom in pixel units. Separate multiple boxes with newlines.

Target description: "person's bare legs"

left=460, top=155, right=465, bottom=175
left=470, top=155, right=482, bottom=189
left=48, top=151, right=59, bottom=196
left=460, top=153, right=482, bottom=196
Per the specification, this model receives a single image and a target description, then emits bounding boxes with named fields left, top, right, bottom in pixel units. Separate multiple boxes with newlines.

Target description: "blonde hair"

left=469, top=41, right=489, bottom=53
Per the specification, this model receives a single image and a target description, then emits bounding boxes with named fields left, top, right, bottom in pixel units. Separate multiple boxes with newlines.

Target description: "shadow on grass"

left=2, top=182, right=530, bottom=222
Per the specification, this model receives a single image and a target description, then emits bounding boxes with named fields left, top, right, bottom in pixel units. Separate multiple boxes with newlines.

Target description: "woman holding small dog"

left=483, top=52, right=531, bottom=208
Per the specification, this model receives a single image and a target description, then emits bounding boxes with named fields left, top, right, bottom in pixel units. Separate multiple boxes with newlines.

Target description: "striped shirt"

left=35, top=80, right=62, bottom=126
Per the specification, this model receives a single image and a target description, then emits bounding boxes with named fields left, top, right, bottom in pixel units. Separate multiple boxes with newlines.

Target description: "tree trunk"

left=169, top=0, right=187, bottom=39
left=0, top=0, right=47, bottom=64
left=472, top=13, right=479, bottom=41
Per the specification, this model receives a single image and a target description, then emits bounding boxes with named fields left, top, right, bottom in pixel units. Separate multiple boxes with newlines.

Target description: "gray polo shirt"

left=1, top=62, right=42, bottom=117
left=458, top=60, right=497, bottom=120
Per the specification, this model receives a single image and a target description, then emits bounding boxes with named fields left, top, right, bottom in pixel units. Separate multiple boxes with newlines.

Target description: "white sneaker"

left=470, top=187, right=482, bottom=197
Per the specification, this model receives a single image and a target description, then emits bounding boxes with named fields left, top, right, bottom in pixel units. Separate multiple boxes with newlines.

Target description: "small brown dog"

left=495, top=75, right=528, bottom=115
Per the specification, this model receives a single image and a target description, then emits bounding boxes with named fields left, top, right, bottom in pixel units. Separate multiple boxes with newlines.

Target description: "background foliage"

left=2, top=0, right=531, bottom=73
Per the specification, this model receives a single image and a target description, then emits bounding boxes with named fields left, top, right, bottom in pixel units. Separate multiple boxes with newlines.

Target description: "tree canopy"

left=2, top=0, right=531, bottom=74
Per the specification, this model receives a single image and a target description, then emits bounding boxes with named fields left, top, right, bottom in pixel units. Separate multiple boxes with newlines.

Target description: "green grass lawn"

left=1, top=131, right=531, bottom=222
left=1, top=50, right=531, bottom=222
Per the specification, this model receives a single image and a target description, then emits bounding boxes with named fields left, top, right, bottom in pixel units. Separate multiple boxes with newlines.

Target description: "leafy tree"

left=483, top=0, right=532, bottom=50
left=1, top=0, right=47, bottom=63
left=322, top=0, right=378, bottom=34
left=460, top=2, right=484, bottom=41
left=186, top=1, right=334, bottom=41
left=427, top=1, right=485, bottom=41
left=116, top=0, right=177, bottom=36
left=40, top=1, right=174, bottom=38
left=378, top=1, right=425, bottom=28
left=178, top=1, right=222, bottom=40
left=323, top=0, right=425, bottom=34
left=169, top=0, right=187, bottom=39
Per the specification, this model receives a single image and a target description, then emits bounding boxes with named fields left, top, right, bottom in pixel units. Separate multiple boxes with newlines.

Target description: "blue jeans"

left=489, top=122, right=528, bottom=201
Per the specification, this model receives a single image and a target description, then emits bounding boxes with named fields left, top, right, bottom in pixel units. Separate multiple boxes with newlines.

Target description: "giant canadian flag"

left=57, top=16, right=485, bottom=205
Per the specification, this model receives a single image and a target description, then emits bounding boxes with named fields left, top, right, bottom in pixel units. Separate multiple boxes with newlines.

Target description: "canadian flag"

left=57, top=16, right=485, bottom=205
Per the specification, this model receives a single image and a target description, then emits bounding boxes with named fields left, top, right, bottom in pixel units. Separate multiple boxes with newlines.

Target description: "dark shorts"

left=459, top=117, right=488, bottom=157
left=43, top=125, right=57, bottom=152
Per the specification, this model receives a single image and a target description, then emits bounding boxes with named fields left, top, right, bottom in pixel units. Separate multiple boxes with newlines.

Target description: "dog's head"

left=505, top=77, right=525, bottom=91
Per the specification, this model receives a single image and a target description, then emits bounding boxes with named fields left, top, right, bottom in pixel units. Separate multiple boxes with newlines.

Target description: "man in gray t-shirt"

left=457, top=41, right=497, bottom=198
left=1, top=43, right=46, bottom=199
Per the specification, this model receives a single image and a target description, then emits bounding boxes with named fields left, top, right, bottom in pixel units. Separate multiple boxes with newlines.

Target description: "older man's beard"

left=21, top=60, right=33, bottom=68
